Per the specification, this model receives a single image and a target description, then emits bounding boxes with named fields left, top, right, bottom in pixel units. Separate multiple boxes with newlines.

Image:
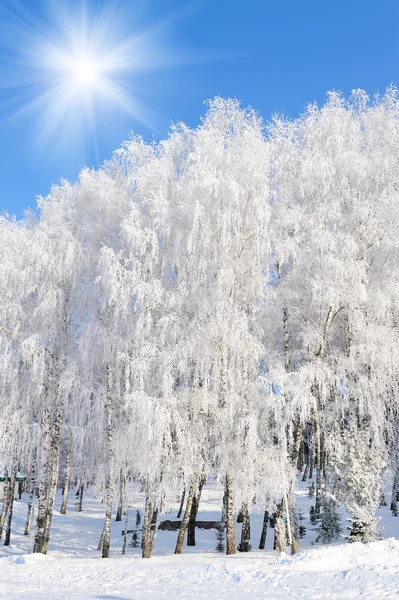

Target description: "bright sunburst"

left=0, top=1, right=189, bottom=151
left=69, top=56, right=101, bottom=87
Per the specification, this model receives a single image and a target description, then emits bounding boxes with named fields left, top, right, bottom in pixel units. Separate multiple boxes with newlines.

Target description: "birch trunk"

left=150, top=508, right=161, bottom=553
left=42, top=409, right=63, bottom=554
left=237, top=503, right=250, bottom=552
left=175, top=480, right=197, bottom=554
left=391, top=464, right=399, bottom=512
left=0, top=470, right=10, bottom=541
left=78, top=484, right=84, bottom=512
left=33, top=400, right=52, bottom=554
left=176, top=489, right=185, bottom=519
left=101, top=365, right=115, bottom=559
left=60, top=429, right=70, bottom=515
left=273, top=501, right=285, bottom=552
left=4, top=464, right=17, bottom=546
left=274, top=515, right=286, bottom=553
left=24, top=456, right=36, bottom=535
left=314, top=413, right=322, bottom=519
left=121, top=480, right=128, bottom=555
left=225, top=474, right=236, bottom=555
left=116, top=468, right=125, bottom=522
left=259, top=508, right=269, bottom=549
left=291, top=421, right=302, bottom=469
left=309, top=449, right=314, bottom=480
left=142, top=493, right=152, bottom=559
left=187, top=476, right=205, bottom=546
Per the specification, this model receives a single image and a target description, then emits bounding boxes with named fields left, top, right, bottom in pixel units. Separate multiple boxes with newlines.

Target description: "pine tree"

left=135, top=510, right=141, bottom=528
left=297, top=509, right=307, bottom=539
left=215, top=523, right=225, bottom=553
left=309, top=506, right=318, bottom=525
left=315, top=498, right=343, bottom=544
left=131, top=530, right=139, bottom=548
left=308, top=482, right=315, bottom=499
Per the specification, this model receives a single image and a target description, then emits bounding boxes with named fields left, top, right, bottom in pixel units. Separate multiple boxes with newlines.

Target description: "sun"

left=0, top=1, right=190, bottom=149
left=67, top=55, right=101, bottom=88
left=70, top=56, right=101, bottom=87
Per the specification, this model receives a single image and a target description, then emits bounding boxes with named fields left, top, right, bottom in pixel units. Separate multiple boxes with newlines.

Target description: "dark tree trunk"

left=175, top=481, right=196, bottom=554
left=259, top=508, right=269, bottom=549
left=187, top=477, right=205, bottom=547
left=177, top=489, right=185, bottom=519
left=237, top=504, right=250, bottom=552
left=309, top=450, right=314, bottom=480
left=0, top=467, right=10, bottom=541
left=78, top=485, right=84, bottom=512
left=391, top=464, right=399, bottom=512
left=60, top=429, right=70, bottom=515
left=4, top=465, right=17, bottom=546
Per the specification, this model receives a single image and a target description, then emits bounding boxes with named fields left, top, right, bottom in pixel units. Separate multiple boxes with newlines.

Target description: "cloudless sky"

left=0, top=0, right=398, bottom=218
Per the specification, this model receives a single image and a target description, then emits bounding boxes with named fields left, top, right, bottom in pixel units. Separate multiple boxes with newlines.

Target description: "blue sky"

left=0, top=0, right=398, bottom=219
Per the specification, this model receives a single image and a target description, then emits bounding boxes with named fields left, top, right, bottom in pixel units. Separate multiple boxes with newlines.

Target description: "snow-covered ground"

left=1, top=479, right=399, bottom=599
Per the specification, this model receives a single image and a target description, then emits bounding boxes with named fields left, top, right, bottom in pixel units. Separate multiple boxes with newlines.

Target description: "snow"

left=2, top=538, right=399, bottom=599
left=2, top=480, right=399, bottom=599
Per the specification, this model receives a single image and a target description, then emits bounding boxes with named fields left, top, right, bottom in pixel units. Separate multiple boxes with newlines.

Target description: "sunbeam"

left=0, top=0, right=189, bottom=150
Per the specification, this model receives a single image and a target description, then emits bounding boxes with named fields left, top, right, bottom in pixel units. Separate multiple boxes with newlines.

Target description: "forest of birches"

left=1, top=88, right=399, bottom=559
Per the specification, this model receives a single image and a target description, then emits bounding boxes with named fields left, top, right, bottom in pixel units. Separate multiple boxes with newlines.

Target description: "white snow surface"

left=2, top=481, right=399, bottom=599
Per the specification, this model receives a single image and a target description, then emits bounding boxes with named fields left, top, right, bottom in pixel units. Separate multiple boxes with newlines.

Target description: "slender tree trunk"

left=286, top=421, right=302, bottom=555
left=4, top=464, right=17, bottom=546
left=322, top=451, right=328, bottom=490
left=297, top=439, right=305, bottom=472
left=78, top=484, right=84, bottom=511
left=259, top=508, right=269, bottom=549
left=97, top=522, right=106, bottom=551
left=101, top=365, right=115, bottom=559
left=391, top=464, right=399, bottom=512
left=42, top=409, right=63, bottom=554
left=175, top=481, right=197, bottom=554
left=0, top=469, right=10, bottom=541
left=60, top=429, right=70, bottom=515
left=121, top=480, right=128, bottom=555
left=25, top=457, right=36, bottom=535
left=187, top=476, right=205, bottom=546
left=309, top=449, right=314, bottom=480
left=142, top=493, right=152, bottom=559
left=221, top=484, right=227, bottom=525
left=25, top=488, right=35, bottom=536
left=314, top=414, right=322, bottom=519
left=302, top=462, right=309, bottom=482
left=291, top=421, right=302, bottom=469
left=150, top=507, right=161, bottom=553
left=273, top=502, right=286, bottom=552
left=274, top=516, right=286, bottom=553
left=177, top=489, right=185, bottom=519
left=116, top=468, right=125, bottom=522
left=238, top=503, right=250, bottom=552
left=225, top=474, right=236, bottom=555
left=282, top=305, right=290, bottom=372
left=34, top=400, right=52, bottom=554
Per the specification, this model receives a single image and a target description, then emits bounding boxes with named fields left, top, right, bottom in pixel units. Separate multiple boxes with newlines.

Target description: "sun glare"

left=69, top=56, right=101, bottom=87
left=0, top=1, right=191, bottom=148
